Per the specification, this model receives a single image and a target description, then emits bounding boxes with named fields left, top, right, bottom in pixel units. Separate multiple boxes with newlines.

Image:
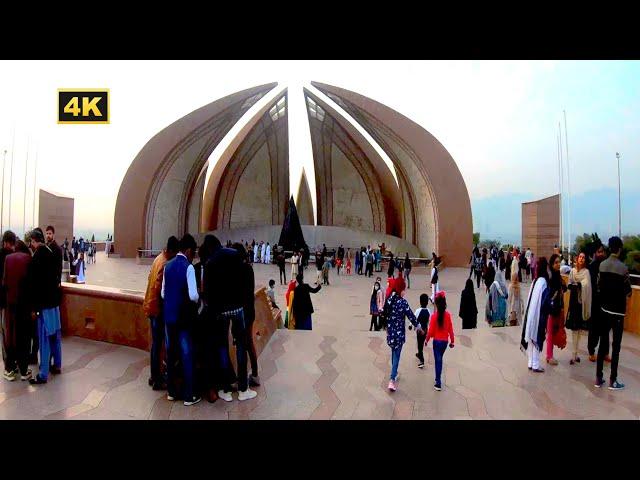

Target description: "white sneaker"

left=238, top=389, right=258, bottom=401
left=218, top=390, right=233, bottom=402
left=21, top=369, right=33, bottom=381
left=184, top=396, right=202, bottom=406
left=167, top=394, right=176, bottom=401
left=3, top=369, right=18, bottom=381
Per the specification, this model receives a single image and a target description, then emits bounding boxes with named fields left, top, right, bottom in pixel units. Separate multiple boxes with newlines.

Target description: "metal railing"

left=137, top=249, right=162, bottom=259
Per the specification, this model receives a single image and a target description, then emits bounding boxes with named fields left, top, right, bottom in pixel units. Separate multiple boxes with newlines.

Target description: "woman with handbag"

left=545, top=254, right=567, bottom=366
left=565, top=251, right=591, bottom=365
left=369, top=281, right=384, bottom=331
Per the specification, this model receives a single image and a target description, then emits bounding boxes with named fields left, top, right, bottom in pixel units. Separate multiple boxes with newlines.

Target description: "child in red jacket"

left=425, top=290, right=455, bottom=391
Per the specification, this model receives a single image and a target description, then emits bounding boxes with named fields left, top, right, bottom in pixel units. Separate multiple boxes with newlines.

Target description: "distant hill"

left=472, top=188, right=640, bottom=245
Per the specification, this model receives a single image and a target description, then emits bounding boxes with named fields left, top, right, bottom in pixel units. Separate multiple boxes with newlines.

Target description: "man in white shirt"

left=291, top=252, right=299, bottom=278
left=253, top=242, right=260, bottom=264
left=161, top=234, right=200, bottom=406
left=264, top=242, right=271, bottom=264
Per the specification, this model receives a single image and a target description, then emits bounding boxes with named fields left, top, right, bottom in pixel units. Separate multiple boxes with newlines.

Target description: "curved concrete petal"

left=114, top=82, right=277, bottom=257
left=311, top=81, right=473, bottom=266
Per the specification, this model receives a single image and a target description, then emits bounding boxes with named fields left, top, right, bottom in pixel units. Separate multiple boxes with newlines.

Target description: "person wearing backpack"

left=414, top=293, right=431, bottom=368
left=384, top=290, right=420, bottom=392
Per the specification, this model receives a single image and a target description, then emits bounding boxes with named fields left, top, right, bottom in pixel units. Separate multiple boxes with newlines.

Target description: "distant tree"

left=622, top=235, right=640, bottom=272
left=502, top=244, right=514, bottom=253
left=479, top=238, right=501, bottom=250
left=573, top=233, right=603, bottom=258
left=472, top=232, right=480, bottom=245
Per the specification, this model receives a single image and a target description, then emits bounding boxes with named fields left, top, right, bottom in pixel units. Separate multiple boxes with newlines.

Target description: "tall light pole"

left=557, top=129, right=563, bottom=254
left=23, top=137, right=29, bottom=237
left=8, top=129, right=15, bottom=232
left=616, top=152, right=622, bottom=237
left=32, top=149, right=37, bottom=229
left=564, top=110, right=571, bottom=262
left=1, top=149, right=6, bottom=234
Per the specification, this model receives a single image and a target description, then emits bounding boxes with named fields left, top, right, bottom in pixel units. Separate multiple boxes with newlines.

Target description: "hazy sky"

left=0, top=60, right=638, bottom=239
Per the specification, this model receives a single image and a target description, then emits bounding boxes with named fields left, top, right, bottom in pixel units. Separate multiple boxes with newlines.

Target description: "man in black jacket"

left=276, top=249, right=286, bottom=285
left=204, top=236, right=257, bottom=402
left=27, top=229, right=63, bottom=385
left=587, top=243, right=608, bottom=362
left=292, top=273, right=321, bottom=330
left=45, top=225, right=63, bottom=284
left=315, top=250, right=324, bottom=284
left=595, top=236, right=632, bottom=391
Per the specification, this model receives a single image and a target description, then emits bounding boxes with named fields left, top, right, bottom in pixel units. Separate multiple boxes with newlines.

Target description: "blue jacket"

left=163, top=255, right=193, bottom=327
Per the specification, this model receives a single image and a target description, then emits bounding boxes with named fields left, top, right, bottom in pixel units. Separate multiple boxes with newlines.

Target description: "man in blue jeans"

left=161, top=234, right=200, bottom=406
left=205, top=237, right=257, bottom=402
left=143, top=236, right=178, bottom=390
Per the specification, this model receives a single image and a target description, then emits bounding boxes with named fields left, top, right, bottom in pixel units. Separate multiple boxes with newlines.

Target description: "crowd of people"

left=518, top=236, right=632, bottom=390
left=62, top=235, right=98, bottom=283
left=142, top=234, right=263, bottom=406
left=462, top=237, right=632, bottom=391
left=1, top=226, right=65, bottom=385
left=2, top=226, right=633, bottom=403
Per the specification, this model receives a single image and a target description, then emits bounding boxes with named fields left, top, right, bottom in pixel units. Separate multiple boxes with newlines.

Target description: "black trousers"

left=474, top=271, right=482, bottom=288
left=587, top=308, right=601, bottom=356
left=30, top=316, right=39, bottom=362
left=596, top=310, right=624, bottom=383
left=366, top=263, right=373, bottom=277
left=245, top=317, right=258, bottom=377
left=416, top=330, right=426, bottom=363
left=3, top=306, right=31, bottom=375
left=469, top=265, right=474, bottom=278
left=369, top=314, right=378, bottom=331
left=279, top=265, right=286, bottom=284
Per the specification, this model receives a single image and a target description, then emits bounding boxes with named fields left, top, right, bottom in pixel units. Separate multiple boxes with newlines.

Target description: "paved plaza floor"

left=2, top=253, right=640, bottom=419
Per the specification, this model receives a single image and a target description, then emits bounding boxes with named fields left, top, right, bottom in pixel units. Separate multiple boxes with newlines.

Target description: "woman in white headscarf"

left=521, top=257, right=552, bottom=372
left=487, top=258, right=508, bottom=327
left=565, top=251, right=592, bottom=365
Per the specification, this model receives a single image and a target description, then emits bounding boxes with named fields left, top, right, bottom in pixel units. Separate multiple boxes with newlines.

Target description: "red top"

left=285, top=280, right=296, bottom=305
left=385, top=275, right=407, bottom=299
left=426, top=310, right=455, bottom=344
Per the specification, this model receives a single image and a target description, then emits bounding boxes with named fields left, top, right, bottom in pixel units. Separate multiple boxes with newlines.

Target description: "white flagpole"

left=558, top=122, right=564, bottom=255
left=1, top=148, right=6, bottom=233
left=557, top=129, right=562, bottom=254
left=23, top=137, right=29, bottom=237
left=564, top=110, right=571, bottom=263
left=32, top=149, right=38, bottom=228
left=8, top=127, right=15, bottom=232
